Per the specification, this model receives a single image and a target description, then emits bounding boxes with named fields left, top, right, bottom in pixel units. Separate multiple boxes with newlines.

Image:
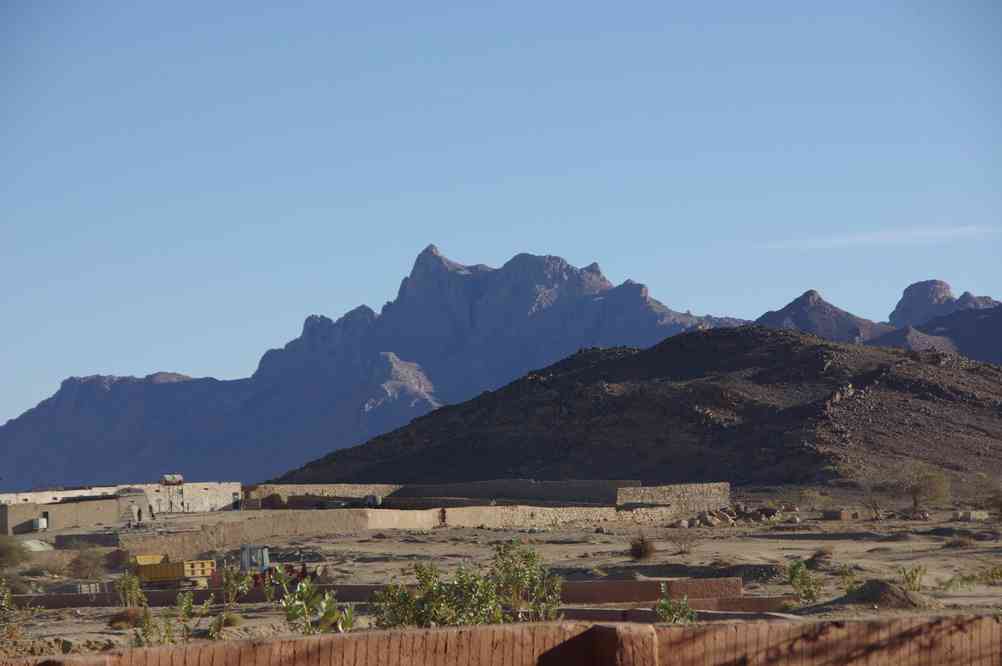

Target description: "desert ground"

left=4, top=486, right=1001, bottom=658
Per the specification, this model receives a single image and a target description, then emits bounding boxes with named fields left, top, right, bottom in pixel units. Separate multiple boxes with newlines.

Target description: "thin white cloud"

left=759, top=226, right=1000, bottom=250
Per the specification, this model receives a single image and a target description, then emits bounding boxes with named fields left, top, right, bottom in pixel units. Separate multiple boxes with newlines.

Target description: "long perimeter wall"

left=118, top=504, right=717, bottom=561
left=247, top=480, right=729, bottom=509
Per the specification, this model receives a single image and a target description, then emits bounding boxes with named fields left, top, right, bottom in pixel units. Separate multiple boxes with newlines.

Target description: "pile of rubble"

left=672, top=503, right=801, bottom=528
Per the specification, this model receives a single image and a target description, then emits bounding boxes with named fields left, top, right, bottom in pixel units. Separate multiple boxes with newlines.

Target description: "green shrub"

left=374, top=563, right=502, bottom=629
left=787, top=559, right=821, bottom=604
left=630, top=534, right=656, bottom=560
left=490, top=540, right=561, bottom=622
left=374, top=541, right=561, bottom=629
left=653, top=584, right=696, bottom=624
left=273, top=569, right=354, bottom=635
left=0, top=537, right=28, bottom=571
left=898, top=565, right=927, bottom=592
left=130, top=591, right=213, bottom=646
left=207, top=565, right=252, bottom=639
left=837, top=565, right=861, bottom=594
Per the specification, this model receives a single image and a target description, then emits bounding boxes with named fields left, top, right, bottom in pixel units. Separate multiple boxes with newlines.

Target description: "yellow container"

left=137, top=560, right=215, bottom=583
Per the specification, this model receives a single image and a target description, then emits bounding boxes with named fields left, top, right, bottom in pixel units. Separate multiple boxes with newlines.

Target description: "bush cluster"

left=787, top=559, right=822, bottom=605
left=373, top=541, right=561, bottom=629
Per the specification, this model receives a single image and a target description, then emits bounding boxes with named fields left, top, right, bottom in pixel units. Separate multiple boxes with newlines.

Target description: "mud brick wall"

left=616, top=482, right=730, bottom=512
left=244, top=484, right=404, bottom=501
left=119, top=509, right=440, bottom=560
left=392, top=479, right=641, bottom=504
left=11, top=616, right=1002, bottom=665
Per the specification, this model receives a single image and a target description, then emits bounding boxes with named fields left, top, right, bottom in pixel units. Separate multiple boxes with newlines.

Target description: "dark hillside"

left=281, top=326, right=1002, bottom=485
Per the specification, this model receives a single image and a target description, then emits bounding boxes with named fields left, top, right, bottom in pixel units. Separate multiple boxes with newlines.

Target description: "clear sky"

left=2, top=2, right=1000, bottom=424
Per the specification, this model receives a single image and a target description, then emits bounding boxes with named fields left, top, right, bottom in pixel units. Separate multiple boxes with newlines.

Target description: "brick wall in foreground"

left=7, top=616, right=1002, bottom=666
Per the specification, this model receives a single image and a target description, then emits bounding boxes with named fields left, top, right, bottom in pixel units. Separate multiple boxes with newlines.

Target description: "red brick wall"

left=653, top=616, right=1002, bottom=665
left=7, top=617, right=1002, bottom=665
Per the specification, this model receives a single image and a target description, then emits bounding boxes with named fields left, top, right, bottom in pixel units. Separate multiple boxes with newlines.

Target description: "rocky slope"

left=0, top=246, right=742, bottom=490
left=280, top=326, right=1002, bottom=485
left=755, top=290, right=893, bottom=343
left=888, top=280, right=998, bottom=328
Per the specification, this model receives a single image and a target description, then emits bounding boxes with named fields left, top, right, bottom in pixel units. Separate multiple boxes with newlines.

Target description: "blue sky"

left=2, top=1, right=1000, bottom=424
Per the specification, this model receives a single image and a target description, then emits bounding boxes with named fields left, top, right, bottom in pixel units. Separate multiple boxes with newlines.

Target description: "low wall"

left=392, top=479, right=641, bottom=504
left=10, top=617, right=1002, bottom=665
left=118, top=509, right=440, bottom=561
left=450, top=505, right=710, bottom=528
left=244, top=484, right=403, bottom=501
left=615, top=482, right=730, bottom=510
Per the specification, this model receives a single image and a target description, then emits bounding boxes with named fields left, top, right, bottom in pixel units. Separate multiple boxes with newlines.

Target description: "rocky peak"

left=408, top=244, right=476, bottom=279
left=756, top=290, right=891, bottom=343
left=795, top=290, right=825, bottom=307
left=889, top=280, right=998, bottom=328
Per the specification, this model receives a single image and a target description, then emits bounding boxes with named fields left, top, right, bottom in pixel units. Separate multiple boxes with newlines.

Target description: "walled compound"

left=2, top=477, right=728, bottom=546
left=0, top=480, right=241, bottom=514
left=0, top=478, right=241, bottom=535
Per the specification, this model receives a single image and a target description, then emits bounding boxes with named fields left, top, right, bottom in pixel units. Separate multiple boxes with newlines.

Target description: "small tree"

left=116, top=571, right=146, bottom=608
left=209, top=565, right=251, bottom=637
left=897, top=463, right=950, bottom=511
left=787, top=559, right=821, bottom=605
left=856, top=468, right=892, bottom=520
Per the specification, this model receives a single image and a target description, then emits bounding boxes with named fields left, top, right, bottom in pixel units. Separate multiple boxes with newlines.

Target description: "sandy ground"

left=5, top=498, right=1002, bottom=657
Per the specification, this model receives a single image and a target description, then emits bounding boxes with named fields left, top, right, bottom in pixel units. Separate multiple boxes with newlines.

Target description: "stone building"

left=0, top=490, right=148, bottom=535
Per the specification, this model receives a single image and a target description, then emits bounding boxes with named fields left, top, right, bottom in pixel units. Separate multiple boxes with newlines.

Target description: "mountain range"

left=1, top=245, right=997, bottom=489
